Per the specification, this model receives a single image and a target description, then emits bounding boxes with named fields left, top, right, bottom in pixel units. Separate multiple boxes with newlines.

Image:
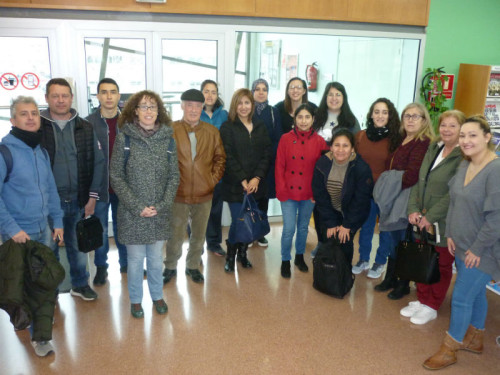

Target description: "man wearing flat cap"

left=164, top=89, right=226, bottom=284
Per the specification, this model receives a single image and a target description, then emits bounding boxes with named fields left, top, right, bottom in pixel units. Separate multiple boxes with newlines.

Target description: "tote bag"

left=233, top=193, right=270, bottom=243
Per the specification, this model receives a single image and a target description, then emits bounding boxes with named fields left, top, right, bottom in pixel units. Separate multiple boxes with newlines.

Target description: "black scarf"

left=365, top=119, right=389, bottom=142
left=10, top=127, right=42, bottom=149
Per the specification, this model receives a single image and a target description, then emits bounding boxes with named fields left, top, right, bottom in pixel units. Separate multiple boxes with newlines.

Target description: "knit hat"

left=181, top=89, right=205, bottom=103
left=251, top=78, right=269, bottom=94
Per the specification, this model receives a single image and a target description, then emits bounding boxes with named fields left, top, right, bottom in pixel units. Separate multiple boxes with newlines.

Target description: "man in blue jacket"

left=0, top=96, right=64, bottom=357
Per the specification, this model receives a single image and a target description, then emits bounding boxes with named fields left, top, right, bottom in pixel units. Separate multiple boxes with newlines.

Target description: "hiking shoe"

left=257, top=237, right=268, bottom=247
left=93, top=266, right=108, bottom=286
left=185, top=268, right=204, bottom=283
left=70, top=285, right=98, bottom=301
left=163, top=268, right=177, bottom=284
left=153, top=299, right=168, bottom=315
left=31, top=340, right=54, bottom=357
left=352, top=260, right=370, bottom=275
left=207, top=244, right=226, bottom=257
left=400, top=300, right=422, bottom=317
left=367, top=263, right=385, bottom=279
left=486, top=280, right=500, bottom=296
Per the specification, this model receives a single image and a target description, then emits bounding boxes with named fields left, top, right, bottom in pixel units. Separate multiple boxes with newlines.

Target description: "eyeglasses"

left=289, top=85, right=304, bottom=90
left=136, top=105, right=158, bottom=112
left=404, top=114, right=423, bottom=121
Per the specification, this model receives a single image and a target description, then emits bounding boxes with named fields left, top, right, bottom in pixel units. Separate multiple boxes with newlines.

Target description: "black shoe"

left=70, top=285, right=98, bottom=301
left=257, top=237, right=268, bottom=247
left=374, top=257, right=396, bottom=292
left=120, top=266, right=128, bottom=274
left=237, top=243, right=252, bottom=268
left=387, top=280, right=410, bottom=300
left=281, top=261, right=291, bottom=278
left=93, top=266, right=108, bottom=286
left=294, top=254, right=309, bottom=272
left=163, top=268, right=177, bottom=284
left=185, top=268, right=204, bottom=283
left=225, top=240, right=237, bottom=273
left=207, top=244, right=226, bottom=257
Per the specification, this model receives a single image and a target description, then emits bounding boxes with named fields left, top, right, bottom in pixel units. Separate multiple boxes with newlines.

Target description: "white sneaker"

left=31, top=340, right=55, bottom=357
left=400, top=300, right=422, bottom=317
left=410, top=305, right=437, bottom=325
left=367, top=263, right=385, bottom=279
left=352, top=260, right=370, bottom=275
left=486, top=280, right=500, bottom=296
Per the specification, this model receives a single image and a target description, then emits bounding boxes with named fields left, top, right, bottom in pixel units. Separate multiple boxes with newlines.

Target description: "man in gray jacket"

left=40, top=78, right=105, bottom=301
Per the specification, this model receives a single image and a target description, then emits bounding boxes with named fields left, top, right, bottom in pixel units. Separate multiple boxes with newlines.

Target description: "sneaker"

left=352, top=260, right=370, bottom=275
left=93, top=266, right=108, bottom=286
left=400, top=300, right=422, bottom=317
left=257, top=237, right=268, bottom=247
left=207, top=244, right=226, bottom=257
left=31, top=340, right=54, bottom=357
left=247, top=242, right=253, bottom=248
left=70, top=285, right=98, bottom=301
left=367, top=263, right=385, bottom=279
left=486, top=280, right=500, bottom=296
left=410, top=305, right=437, bottom=325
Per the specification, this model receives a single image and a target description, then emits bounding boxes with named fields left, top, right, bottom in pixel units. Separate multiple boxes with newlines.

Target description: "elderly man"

left=0, top=96, right=64, bottom=357
left=164, top=89, right=226, bottom=284
left=40, top=78, right=105, bottom=301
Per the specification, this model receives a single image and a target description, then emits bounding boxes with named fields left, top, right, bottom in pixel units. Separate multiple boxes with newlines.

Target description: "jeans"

left=127, top=241, right=164, bottom=304
left=379, top=228, right=406, bottom=260
left=206, top=183, right=223, bottom=248
left=166, top=200, right=212, bottom=270
left=357, top=199, right=393, bottom=265
left=52, top=199, right=89, bottom=288
left=94, top=193, right=128, bottom=268
left=280, top=199, right=315, bottom=261
left=448, top=257, right=491, bottom=342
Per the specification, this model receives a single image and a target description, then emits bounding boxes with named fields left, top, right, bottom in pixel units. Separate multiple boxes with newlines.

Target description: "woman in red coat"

left=275, top=103, right=328, bottom=278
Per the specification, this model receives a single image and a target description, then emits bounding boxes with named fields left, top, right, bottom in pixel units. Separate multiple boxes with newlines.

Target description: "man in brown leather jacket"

left=164, top=89, right=226, bottom=284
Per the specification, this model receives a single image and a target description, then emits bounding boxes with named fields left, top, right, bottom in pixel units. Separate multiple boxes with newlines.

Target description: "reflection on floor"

left=1, top=224, right=499, bottom=375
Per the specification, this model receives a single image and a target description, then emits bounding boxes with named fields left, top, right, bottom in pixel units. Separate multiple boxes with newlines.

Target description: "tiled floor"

left=1, top=224, right=499, bottom=374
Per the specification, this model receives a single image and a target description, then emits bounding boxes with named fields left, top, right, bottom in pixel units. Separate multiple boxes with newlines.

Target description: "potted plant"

left=420, top=67, right=449, bottom=131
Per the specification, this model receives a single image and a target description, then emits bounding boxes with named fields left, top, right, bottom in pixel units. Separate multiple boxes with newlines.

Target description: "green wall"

left=423, top=0, right=500, bottom=107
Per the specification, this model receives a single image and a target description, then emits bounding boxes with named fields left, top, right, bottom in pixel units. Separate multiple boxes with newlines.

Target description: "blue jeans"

left=377, top=228, right=406, bottom=260
left=52, top=199, right=89, bottom=288
left=448, top=257, right=491, bottom=342
left=280, top=199, right=315, bottom=261
left=358, top=199, right=393, bottom=264
left=127, top=241, right=164, bottom=304
left=206, top=183, right=223, bottom=248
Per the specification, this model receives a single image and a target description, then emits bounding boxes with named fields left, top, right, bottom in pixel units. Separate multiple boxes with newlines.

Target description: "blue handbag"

left=233, top=193, right=270, bottom=243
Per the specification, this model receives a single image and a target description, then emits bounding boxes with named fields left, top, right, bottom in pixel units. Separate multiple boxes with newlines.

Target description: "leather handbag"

left=76, top=215, right=103, bottom=253
left=233, top=193, right=270, bottom=244
left=395, top=225, right=440, bottom=284
left=313, top=238, right=355, bottom=299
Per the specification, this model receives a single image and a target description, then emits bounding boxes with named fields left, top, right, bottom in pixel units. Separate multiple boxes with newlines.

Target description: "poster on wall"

left=284, top=54, right=299, bottom=82
left=488, top=73, right=500, bottom=97
left=260, top=40, right=281, bottom=89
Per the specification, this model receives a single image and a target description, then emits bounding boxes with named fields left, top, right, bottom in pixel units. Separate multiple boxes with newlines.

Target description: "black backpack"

left=313, top=238, right=355, bottom=299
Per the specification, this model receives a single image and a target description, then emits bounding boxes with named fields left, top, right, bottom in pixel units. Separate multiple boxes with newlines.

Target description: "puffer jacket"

left=172, top=120, right=226, bottom=204
left=0, top=239, right=65, bottom=341
left=110, top=121, right=180, bottom=245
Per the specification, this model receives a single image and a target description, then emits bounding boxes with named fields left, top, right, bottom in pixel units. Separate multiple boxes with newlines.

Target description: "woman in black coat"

left=312, top=129, right=373, bottom=264
left=220, top=88, right=272, bottom=273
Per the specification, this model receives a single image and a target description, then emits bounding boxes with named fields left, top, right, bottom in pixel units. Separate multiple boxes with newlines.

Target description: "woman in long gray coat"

left=110, top=90, right=179, bottom=319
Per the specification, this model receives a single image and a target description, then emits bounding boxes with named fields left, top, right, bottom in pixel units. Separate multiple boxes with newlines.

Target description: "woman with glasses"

left=251, top=78, right=283, bottom=247
left=110, top=90, right=179, bottom=318
left=220, top=88, right=271, bottom=273
left=374, top=103, right=433, bottom=300
left=313, top=82, right=360, bottom=143
left=200, top=80, right=228, bottom=256
left=275, top=77, right=317, bottom=135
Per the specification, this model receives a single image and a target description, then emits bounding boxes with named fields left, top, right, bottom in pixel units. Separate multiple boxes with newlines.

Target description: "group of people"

left=0, top=75, right=499, bottom=372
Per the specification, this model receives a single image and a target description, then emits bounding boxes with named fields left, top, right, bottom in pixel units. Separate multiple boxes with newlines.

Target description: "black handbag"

left=76, top=215, right=103, bottom=253
left=394, top=225, right=440, bottom=284
left=313, top=238, right=355, bottom=299
left=233, top=193, right=270, bottom=243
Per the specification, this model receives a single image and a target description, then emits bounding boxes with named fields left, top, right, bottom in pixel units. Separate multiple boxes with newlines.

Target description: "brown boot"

left=461, top=325, right=484, bottom=354
left=423, top=333, right=462, bottom=370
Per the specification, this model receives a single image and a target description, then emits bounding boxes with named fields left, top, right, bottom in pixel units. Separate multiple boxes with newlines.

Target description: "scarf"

left=255, top=101, right=269, bottom=116
left=133, top=118, right=160, bottom=138
left=10, top=127, right=42, bottom=149
left=365, top=119, right=389, bottom=142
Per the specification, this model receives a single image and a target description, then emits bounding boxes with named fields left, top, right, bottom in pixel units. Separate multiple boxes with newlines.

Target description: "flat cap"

left=181, top=89, right=205, bottom=103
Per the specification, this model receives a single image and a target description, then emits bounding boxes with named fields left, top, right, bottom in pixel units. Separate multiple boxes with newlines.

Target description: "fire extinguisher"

left=306, top=62, right=318, bottom=92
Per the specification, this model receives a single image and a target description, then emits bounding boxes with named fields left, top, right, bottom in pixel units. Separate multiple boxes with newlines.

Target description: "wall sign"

left=1, top=72, right=19, bottom=90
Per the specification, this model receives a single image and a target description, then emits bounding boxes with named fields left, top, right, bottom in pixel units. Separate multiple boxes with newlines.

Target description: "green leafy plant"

left=420, top=67, right=449, bottom=131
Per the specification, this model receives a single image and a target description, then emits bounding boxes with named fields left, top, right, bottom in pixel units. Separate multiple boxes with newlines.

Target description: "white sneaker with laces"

left=367, top=263, right=385, bottom=278
left=352, top=260, right=370, bottom=275
left=400, top=300, right=422, bottom=317
left=31, top=340, right=55, bottom=357
left=410, top=305, right=437, bottom=325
